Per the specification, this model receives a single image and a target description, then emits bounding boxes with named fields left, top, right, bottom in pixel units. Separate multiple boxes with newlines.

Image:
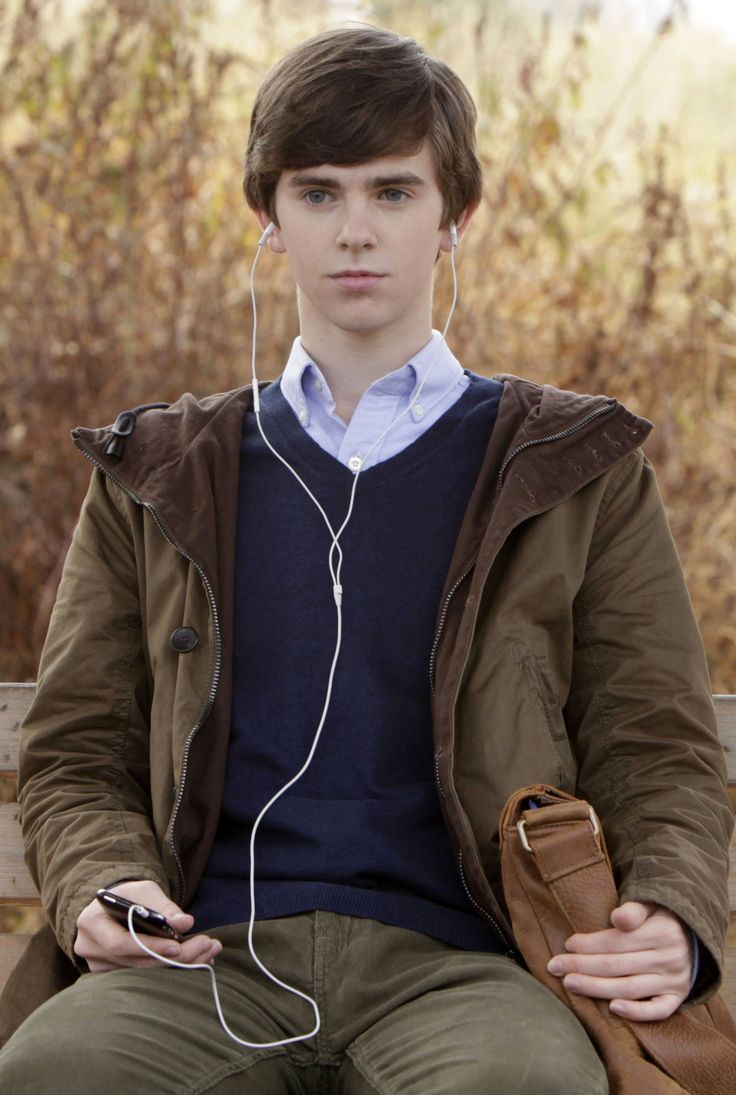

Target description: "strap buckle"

left=517, top=805, right=600, bottom=853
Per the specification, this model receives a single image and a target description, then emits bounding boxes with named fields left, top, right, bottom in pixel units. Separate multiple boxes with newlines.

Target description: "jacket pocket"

left=512, top=640, right=577, bottom=790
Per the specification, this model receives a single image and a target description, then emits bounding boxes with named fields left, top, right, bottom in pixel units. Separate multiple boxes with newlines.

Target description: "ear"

left=438, top=198, right=480, bottom=254
left=253, top=209, right=287, bottom=254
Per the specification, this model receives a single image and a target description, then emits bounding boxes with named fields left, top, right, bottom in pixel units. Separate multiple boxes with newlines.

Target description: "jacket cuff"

left=688, top=930, right=700, bottom=995
left=686, top=934, right=720, bottom=1005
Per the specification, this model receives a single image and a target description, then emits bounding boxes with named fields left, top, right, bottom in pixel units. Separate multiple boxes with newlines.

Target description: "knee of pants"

left=344, top=1034, right=609, bottom=1095
left=0, top=1040, right=102, bottom=1095
left=444, top=1053, right=609, bottom=1095
left=477, top=1045, right=609, bottom=1095
left=0, top=1017, right=155, bottom=1095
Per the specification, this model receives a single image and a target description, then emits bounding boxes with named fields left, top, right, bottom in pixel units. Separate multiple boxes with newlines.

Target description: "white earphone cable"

left=127, top=219, right=460, bottom=1048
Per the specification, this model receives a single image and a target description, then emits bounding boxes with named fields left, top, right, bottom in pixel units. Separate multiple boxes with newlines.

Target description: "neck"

left=297, top=302, right=433, bottom=424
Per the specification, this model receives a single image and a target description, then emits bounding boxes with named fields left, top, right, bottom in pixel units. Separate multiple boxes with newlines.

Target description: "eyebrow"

left=286, top=171, right=427, bottom=190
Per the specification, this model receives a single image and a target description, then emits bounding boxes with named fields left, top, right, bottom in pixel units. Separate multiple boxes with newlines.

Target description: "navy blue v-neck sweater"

left=190, top=374, right=506, bottom=952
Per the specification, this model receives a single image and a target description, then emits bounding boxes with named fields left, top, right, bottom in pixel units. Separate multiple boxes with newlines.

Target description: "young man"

left=0, top=25, right=731, bottom=1094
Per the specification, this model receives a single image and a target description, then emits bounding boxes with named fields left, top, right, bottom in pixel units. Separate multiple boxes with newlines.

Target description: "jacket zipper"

left=429, top=561, right=476, bottom=695
left=497, top=398, right=618, bottom=490
left=434, top=755, right=516, bottom=955
left=457, top=850, right=515, bottom=956
left=72, top=437, right=222, bottom=904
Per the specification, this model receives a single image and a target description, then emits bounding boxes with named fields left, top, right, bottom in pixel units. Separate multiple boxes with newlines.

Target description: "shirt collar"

left=280, top=331, right=465, bottom=427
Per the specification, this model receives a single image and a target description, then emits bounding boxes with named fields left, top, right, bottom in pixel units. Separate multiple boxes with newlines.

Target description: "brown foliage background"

left=1, top=0, right=735, bottom=691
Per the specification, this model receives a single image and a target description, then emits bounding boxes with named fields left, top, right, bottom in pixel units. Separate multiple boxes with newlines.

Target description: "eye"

left=382, top=189, right=409, bottom=203
left=304, top=190, right=331, bottom=205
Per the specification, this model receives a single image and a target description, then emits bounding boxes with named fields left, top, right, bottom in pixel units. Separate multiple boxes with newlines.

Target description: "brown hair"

left=243, top=26, right=482, bottom=229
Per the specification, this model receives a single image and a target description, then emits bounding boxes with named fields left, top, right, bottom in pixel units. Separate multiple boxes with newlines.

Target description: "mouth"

left=329, top=271, right=386, bottom=291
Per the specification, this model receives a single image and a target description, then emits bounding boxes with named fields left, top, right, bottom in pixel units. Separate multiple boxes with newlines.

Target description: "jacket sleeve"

left=564, top=449, right=733, bottom=1002
left=18, top=469, right=170, bottom=962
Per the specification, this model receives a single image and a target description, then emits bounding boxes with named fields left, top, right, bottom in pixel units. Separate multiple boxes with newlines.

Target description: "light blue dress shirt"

left=279, top=330, right=470, bottom=471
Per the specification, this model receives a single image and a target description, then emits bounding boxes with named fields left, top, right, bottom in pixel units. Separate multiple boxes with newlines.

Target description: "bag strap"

left=510, top=792, right=736, bottom=1095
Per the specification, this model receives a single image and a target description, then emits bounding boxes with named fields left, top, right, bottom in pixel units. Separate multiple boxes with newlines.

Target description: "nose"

left=336, top=199, right=377, bottom=250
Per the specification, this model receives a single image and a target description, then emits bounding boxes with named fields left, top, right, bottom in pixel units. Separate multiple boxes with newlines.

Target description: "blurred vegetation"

left=1, top=0, right=735, bottom=705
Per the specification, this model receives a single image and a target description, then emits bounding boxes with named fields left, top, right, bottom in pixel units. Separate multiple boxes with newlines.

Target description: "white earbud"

left=450, top=222, right=458, bottom=249
left=259, top=222, right=276, bottom=247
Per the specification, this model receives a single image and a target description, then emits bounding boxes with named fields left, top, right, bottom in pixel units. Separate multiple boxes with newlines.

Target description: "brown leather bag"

left=499, top=785, right=736, bottom=1095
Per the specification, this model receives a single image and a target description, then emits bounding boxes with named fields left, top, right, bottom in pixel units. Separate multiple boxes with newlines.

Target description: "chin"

left=326, top=304, right=401, bottom=333
left=334, top=318, right=397, bottom=337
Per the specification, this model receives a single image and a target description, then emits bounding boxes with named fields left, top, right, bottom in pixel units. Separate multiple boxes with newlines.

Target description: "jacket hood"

left=72, top=386, right=255, bottom=591
left=71, top=376, right=654, bottom=661
left=72, top=376, right=653, bottom=504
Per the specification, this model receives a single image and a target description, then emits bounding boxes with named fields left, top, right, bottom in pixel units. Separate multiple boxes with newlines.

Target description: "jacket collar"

left=437, top=376, right=652, bottom=593
left=71, top=377, right=653, bottom=593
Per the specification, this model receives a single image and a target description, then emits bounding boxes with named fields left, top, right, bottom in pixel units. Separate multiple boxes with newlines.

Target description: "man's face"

left=263, top=141, right=452, bottom=343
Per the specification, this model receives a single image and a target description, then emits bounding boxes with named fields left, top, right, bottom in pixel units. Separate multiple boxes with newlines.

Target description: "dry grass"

left=1, top=0, right=734, bottom=693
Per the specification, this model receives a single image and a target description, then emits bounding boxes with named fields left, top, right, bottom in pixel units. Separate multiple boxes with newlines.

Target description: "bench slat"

left=0, top=804, right=38, bottom=901
left=725, top=954, right=736, bottom=1013
left=724, top=917, right=736, bottom=1013
left=715, top=696, right=736, bottom=782
left=0, top=684, right=34, bottom=775
left=0, top=934, right=34, bottom=986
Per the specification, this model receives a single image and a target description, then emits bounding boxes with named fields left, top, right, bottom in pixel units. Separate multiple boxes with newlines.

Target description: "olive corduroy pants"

left=0, top=910, right=607, bottom=1094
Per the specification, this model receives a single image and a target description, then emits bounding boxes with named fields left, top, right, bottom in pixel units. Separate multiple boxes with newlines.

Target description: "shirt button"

left=348, top=455, right=363, bottom=473
left=414, top=403, right=425, bottom=418
left=314, top=379, right=323, bottom=392
left=298, top=407, right=307, bottom=422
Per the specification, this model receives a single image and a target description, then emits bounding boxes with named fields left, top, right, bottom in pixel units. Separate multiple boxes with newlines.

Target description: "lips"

left=330, top=271, right=386, bottom=290
left=332, top=270, right=384, bottom=277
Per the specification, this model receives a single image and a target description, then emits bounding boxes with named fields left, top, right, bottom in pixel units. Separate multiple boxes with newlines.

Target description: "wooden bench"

left=1, top=683, right=735, bottom=1009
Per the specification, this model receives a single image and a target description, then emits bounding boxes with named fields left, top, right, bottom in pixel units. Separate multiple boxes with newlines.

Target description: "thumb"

left=156, top=895, right=194, bottom=930
left=110, top=880, right=194, bottom=931
left=610, top=900, right=656, bottom=932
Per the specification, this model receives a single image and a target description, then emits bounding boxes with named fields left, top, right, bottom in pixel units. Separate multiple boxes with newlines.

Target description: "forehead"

left=277, top=141, right=440, bottom=191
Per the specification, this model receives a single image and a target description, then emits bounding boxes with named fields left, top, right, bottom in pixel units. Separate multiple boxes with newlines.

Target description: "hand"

left=74, top=879, right=222, bottom=972
left=546, top=901, right=693, bottom=1021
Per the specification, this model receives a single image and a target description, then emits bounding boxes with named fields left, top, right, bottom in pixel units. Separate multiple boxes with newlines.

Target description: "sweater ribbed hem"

left=191, top=881, right=507, bottom=954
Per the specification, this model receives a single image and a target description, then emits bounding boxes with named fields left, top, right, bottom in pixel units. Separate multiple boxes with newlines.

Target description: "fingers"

left=610, top=994, right=683, bottom=1021
left=107, top=880, right=195, bottom=935
left=609, top=900, right=657, bottom=933
left=564, top=905, right=687, bottom=957
left=79, top=926, right=222, bottom=972
left=555, top=969, right=686, bottom=1004
left=562, top=926, right=655, bottom=955
left=546, top=958, right=690, bottom=1008
left=545, top=954, right=689, bottom=1019
left=549, top=948, right=666, bottom=980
